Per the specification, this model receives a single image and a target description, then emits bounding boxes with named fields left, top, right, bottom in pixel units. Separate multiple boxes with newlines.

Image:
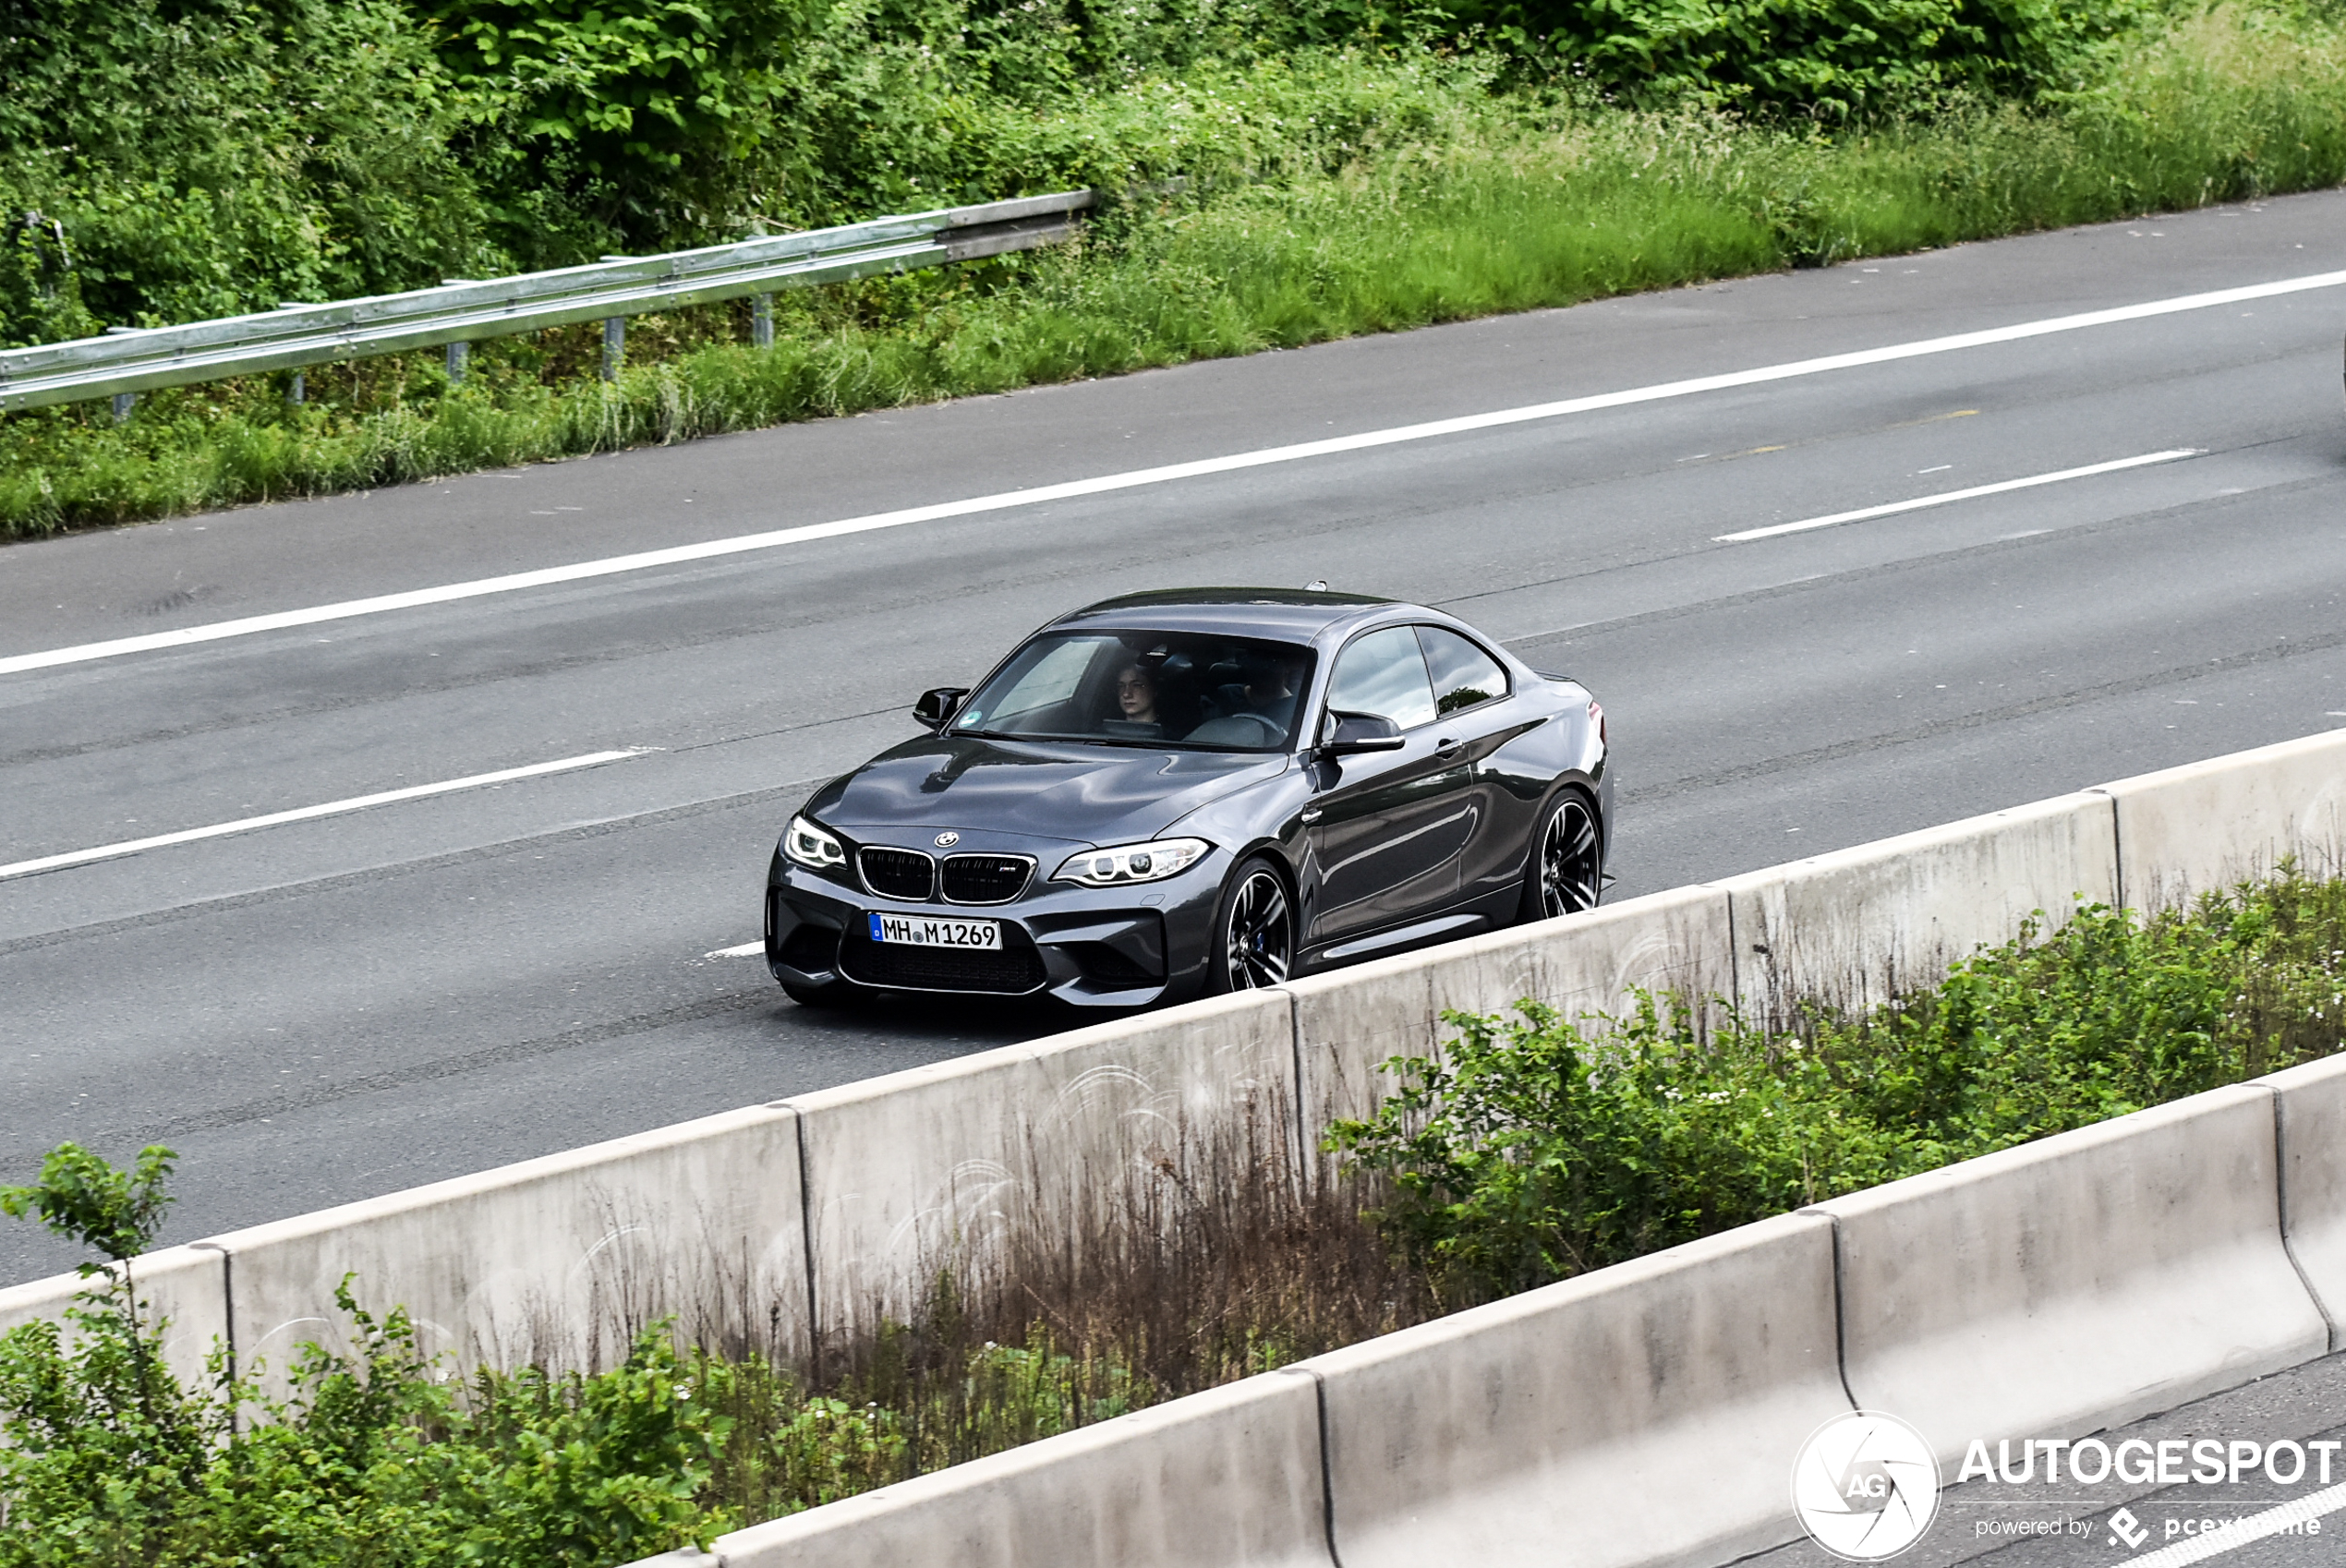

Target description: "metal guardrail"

left=0, top=190, right=1094, bottom=414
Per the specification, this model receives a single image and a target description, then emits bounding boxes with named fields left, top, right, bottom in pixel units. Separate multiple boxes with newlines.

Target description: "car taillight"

left=1589, top=697, right=1606, bottom=749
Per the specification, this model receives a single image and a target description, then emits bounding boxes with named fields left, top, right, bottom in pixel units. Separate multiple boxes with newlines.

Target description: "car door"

left=1415, top=624, right=1538, bottom=906
left=1304, top=625, right=1480, bottom=943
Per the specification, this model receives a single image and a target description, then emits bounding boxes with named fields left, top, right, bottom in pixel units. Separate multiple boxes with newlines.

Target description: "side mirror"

left=1321, top=709, right=1405, bottom=755
left=913, top=686, right=970, bottom=731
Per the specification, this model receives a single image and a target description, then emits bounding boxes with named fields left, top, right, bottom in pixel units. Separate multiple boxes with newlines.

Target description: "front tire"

left=1210, top=856, right=1295, bottom=993
left=1520, top=790, right=1602, bottom=923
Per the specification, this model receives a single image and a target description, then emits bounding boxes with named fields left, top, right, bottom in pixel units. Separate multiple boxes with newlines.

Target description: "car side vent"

left=941, top=853, right=1033, bottom=904
left=859, top=847, right=936, bottom=901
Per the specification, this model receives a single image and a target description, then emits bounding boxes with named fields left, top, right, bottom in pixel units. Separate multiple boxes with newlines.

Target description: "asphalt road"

left=5, top=191, right=2345, bottom=1286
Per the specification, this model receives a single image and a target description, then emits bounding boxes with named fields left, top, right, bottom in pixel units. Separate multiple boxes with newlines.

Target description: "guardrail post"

left=110, top=392, right=134, bottom=424
left=445, top=341, right=468, bottom=385
left=752, top=293, right=774, bottom=350
left=602, top=318, right=623, bottom=381
left=286, top=371, right=304, bottom=405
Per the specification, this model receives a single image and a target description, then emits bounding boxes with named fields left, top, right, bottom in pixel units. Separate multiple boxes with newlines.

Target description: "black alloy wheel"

left=1525, top=790, right=1602, bottom=922
left=1215, top=857, right=1294, bottom=992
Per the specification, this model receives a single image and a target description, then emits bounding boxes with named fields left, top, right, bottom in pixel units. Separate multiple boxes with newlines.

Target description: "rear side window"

left=1327, top=625, right=1437, bottom=731
left=1418, top=627, right=1509, bottom=717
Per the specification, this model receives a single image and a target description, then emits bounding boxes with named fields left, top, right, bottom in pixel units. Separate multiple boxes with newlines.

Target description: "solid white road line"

left=705, top=940, right=765, bottom=958
left=1716, top=449, right=2201, bottom=541
left=6, top=267, right=2341, bottom=681
left=0, top=749, right=647, bottom=880
left=2113, top=1476, right=2346, bottom=1564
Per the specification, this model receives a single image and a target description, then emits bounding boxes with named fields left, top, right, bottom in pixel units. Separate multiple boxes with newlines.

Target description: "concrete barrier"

left=2097, top=729, right=2346, bottom=910
left=791, top=992, right=1296, bottom=1344
left=2258, top=1052, right=2346, bottom=1350
left=1303, top=1212, right=1846, bottom=1568
left=208, top=1105, right=807, bottom=1385
left=710, top=1368, right=1330, bottom=1568
left=1285, top=884, right=1733, bottom=1152
left=1722, top=791, right=2118, bottom=1019
left=0, top=1243, right=229, bottom=1388
left=1814, top=1085, right=2328, bottom=1465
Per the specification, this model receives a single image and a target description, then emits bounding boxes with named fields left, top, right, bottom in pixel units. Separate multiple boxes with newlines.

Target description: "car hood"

left=806, top=733, right=1288, bottom=849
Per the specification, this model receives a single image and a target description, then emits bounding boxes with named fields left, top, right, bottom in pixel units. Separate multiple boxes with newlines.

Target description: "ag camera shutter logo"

left=1791, top=1411, right=1942, bottom=1561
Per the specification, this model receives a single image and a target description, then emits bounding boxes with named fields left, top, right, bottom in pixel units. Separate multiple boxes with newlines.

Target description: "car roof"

left=1053, top=587, right=1405, bottom=642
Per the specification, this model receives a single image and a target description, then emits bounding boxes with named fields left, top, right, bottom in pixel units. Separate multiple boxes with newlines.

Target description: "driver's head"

left=1116, top=662, right=1158, bottom=721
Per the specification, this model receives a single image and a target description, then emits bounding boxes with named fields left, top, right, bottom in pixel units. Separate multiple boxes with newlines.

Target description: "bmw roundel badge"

left=935, top=831, right=961, bottom=848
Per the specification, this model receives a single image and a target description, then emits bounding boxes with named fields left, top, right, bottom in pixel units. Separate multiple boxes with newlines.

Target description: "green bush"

left=11, top=1, right=2346, bottom=539
left=0, top=0, right=2278, bottom=348
left=0, top=0, right=506, bottom=340
left=1328, top=866, right=2346, bottom=1308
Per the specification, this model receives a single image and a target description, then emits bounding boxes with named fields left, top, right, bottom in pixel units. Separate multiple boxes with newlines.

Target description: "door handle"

left=1433, top=736, right=1463, bottom=756
left=1300, top=806, right=1324, bottom=825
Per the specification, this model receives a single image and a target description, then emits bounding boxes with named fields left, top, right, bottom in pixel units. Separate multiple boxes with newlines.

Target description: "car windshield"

left=951, top=630, right=1317, bottom=752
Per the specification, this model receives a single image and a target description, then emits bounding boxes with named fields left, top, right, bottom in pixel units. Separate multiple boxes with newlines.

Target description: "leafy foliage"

left=0, top=0, right=2219, bottom=348
left=0, top=0, right=504, bottom=340
left=13, top=0, right=2346, bottom=537
left=1328, top=866, right=2346, bottom=1306
left=1445, top=0, right=2148, bottom=115
left=0, top=1143, right=175, bottom=1265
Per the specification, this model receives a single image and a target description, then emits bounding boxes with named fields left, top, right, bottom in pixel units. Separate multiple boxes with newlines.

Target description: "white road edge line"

left=6, top=267, right=2342, bottom=681
left=706, top=940, right=765, bottom=959
left=2115, top=1476, right=2346, bottom=1565
left=0, top=748, right=647, bottom=881
left=1715, top=449, right=2201, bottom=541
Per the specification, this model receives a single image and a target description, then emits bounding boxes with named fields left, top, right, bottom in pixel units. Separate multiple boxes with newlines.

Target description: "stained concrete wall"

left=1306, top=1212, right=1848, bottom=1568
left=711, top=1369, right=1329, bottom=1568
left=1721, top=791, right=2119, bottom=1018
left=1814, top=1085, right=2328, bottom=1465
left=210, top=1104, right=807, bottom=1385
left=789, top=991, right=1296, bottom=1342
left=2097, top=728, right=2346, bottom=909
left=0, top=1243, right=229, bottom=1389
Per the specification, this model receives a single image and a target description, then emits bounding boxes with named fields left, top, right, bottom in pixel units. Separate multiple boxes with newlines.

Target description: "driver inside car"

left=1099, top=661, right=1165, bottom=739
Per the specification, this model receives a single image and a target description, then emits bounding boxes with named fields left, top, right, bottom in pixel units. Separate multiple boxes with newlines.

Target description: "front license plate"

left=869, top=912, right=1002, bottom=949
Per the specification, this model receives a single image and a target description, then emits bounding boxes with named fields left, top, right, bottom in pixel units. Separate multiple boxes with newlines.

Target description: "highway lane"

left=4, top=191, right=2344, bottom=1285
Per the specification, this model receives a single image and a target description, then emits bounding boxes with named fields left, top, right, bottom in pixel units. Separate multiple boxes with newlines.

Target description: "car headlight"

left=782, top=814, right=848, bottom=872
left=1053, top=838, right=1212, bottom=887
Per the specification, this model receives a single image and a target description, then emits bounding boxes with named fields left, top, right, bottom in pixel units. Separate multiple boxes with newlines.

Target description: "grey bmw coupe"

left=766, top=588, right=1610, bottom=1008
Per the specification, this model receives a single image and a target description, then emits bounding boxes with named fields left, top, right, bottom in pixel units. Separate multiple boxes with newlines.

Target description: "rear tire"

left=1520, top=790, right=1602, bottom=923
left=1210, top=856, right=1295, bottom=993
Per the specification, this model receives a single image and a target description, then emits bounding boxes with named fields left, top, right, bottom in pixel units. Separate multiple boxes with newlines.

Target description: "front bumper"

left=766, top=845, right=1229, bottom=1007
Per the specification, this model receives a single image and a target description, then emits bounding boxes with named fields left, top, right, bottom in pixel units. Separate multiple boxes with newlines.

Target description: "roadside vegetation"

left=6, top=866, right=2346, bottom=1561
left=6, top=0, right=2346, bottom=537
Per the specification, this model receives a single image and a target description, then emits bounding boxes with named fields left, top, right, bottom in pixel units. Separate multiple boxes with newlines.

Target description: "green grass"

left=3, top=4, right=2341, bottom=541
